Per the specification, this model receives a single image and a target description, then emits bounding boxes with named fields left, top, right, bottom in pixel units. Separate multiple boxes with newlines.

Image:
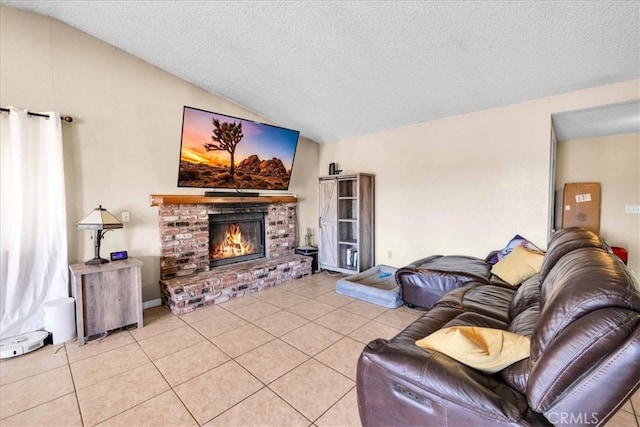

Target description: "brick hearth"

left=160, top=255, right=311, bottom=315
left=155, top=199, right=312, bottom=315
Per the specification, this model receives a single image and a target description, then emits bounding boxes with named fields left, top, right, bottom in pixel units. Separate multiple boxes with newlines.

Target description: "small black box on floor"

left=296, top=246, right=319, bottom=273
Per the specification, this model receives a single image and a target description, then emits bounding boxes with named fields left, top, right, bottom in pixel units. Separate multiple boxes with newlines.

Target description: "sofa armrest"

left=396, top=255, right=494, bottom=309
left=398, top=255, right=493, bottom=282
left=396, top=254, right=442, bottom=273
left=358, top=339, right=529, bottom=423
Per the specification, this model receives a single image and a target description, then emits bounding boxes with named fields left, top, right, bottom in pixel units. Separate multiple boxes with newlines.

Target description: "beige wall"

left=555, top=133, right=639, bottom=272
left=319, top=80, right=639, bottom=271
left=0, top=6, right=320, bottom=302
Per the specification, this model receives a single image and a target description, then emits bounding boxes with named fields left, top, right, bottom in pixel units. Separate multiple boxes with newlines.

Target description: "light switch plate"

left=624, top=204, right=640, bottom=214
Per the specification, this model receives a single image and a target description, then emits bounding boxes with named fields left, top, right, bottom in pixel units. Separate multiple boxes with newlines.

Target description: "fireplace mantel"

left=149, top=194, right=297, bottom=206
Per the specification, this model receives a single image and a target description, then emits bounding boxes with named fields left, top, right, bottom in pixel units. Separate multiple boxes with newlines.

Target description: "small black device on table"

left=110, top=251, right=128, bottom=261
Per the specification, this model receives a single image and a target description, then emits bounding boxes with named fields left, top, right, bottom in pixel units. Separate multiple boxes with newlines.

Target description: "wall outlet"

left=624, top=204, right=640, bottom=214
left=121, top=211, right=131, bottom=222
left=387, top=250, right=392, bottom=258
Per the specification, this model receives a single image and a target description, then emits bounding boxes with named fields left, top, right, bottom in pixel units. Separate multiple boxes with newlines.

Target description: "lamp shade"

left=77, top=205, right=123, bottom=230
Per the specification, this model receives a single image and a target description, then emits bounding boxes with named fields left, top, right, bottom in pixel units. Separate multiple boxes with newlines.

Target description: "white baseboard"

left=142, top=298, right=162, bottom=310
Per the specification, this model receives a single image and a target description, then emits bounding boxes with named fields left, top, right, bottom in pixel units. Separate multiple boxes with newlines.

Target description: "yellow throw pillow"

left=415, top=326, right=530, bottom=374
left=490, top=245, right=544, bottom=286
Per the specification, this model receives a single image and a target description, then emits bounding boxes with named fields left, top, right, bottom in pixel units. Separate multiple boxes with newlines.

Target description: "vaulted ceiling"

left=3, top=1, right=639, bottom=143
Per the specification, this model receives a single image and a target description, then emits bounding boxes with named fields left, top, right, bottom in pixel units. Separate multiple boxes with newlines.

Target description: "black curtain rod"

left=0, top=107, right=73, bottom=123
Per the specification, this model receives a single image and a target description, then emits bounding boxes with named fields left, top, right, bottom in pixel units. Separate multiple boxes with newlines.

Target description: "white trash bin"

left=43, top=297, right=76, bottom=344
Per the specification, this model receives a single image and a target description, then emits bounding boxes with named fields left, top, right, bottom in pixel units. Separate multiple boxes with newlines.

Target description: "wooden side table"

left=69, top=258, right=143, bottom=345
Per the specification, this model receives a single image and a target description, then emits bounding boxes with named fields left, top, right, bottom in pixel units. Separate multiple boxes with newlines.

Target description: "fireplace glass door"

left=209, top=213, right=265, bottom=267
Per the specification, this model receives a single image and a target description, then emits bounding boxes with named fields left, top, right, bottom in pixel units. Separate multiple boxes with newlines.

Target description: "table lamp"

left=77, top=205, right=123, bottom=265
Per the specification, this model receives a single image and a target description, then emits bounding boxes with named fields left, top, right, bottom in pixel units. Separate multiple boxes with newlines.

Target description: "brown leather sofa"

left=357, top=228, right=640, bottom=426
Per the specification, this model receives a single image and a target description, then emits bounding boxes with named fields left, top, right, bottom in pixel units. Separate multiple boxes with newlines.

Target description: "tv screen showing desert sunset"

left=178, top=106, right=299, bottom=190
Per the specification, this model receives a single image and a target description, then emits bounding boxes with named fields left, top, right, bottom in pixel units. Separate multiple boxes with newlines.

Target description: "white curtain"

left=1, top=107, right=68, bottom=339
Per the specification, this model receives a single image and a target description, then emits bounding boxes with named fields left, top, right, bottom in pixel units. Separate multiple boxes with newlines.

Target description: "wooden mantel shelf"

left=150, top=194, right=297, bottom=206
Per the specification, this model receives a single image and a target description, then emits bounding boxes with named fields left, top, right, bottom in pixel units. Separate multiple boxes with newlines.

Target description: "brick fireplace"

left=151, top=195, right=312, bottom=315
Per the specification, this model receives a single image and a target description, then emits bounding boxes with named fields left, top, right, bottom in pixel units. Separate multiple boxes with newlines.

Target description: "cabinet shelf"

left=339, top=240, right=358, bottom=245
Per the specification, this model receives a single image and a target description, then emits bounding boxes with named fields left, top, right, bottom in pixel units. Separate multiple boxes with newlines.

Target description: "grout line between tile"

left=147, top=322, right=231, bottom=387
left=311, top=384, right=357, bottom=424
left=1, top=357, right=83, bottom=423
left=95, top=363, right=195, bottom=427
left=63, top=341, right=87, bottom=427
left=630, top=397, right=640, bottom=427
left=311, top=353, right=358, bottom=385
left=0, top=344, right=68, bottom=387
left=204, top=384, right=314, bottom=426
left=130, top=331, right=203, bottom=423
left=144, top=347, right=201, bottom=426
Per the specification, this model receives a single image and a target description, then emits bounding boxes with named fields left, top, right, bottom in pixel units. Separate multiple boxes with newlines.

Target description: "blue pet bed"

left=336, top=265, right=402, bottom=308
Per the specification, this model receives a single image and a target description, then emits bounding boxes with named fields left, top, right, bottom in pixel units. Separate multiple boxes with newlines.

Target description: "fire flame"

left=213, top=223, right=254, bottom=259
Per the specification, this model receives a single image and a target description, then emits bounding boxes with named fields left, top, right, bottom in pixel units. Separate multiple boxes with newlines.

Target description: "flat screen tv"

left=178, top=106, right=299, bottom=191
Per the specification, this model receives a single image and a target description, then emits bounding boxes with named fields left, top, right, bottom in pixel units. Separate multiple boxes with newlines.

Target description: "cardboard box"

left=562, top=182, right=601, bottom=234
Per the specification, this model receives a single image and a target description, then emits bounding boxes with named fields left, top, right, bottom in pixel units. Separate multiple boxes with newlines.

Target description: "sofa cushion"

left=443, top=311, right=509, bottom=330
left=432, top=282, right=481, bottom=309
left=509, top=274, right=541, bottom=319
left=491, top=246, right=544, bottom=286
left=508, top=306, right=539, bottom=338
left=416, top=326, right=531, bottom=374
left=392, top=306, right=464, bottom=345
left=499, top=305, right=539, bottom=393
left=462, top=285, right=515, bottom=324
left=489, top=274, right=511, bottom=287
left=537, top=248, right=639, bottom=331
left=538, top=227, right=606, bottom=281
left=498, top=358, right=531, bottom=394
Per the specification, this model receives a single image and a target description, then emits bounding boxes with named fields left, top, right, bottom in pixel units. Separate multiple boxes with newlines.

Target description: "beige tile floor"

left=0, top=271, right=638, bottom=426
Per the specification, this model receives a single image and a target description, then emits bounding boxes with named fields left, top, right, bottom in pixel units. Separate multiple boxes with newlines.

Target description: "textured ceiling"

left=3, top=1, right=639, bottom=143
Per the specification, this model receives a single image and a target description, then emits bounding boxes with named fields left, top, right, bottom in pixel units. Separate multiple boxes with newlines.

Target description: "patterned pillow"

left=488, top=234, right=543, bottom=264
